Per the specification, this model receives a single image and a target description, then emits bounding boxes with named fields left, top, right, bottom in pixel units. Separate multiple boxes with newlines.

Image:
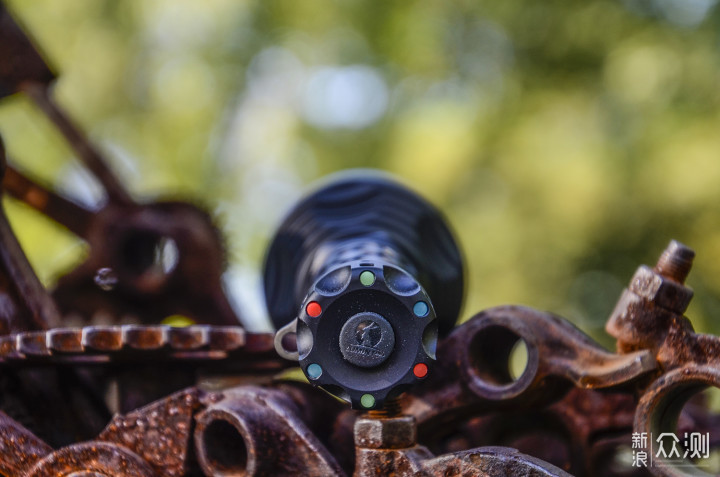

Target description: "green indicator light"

left=307, top=363, right=323, bottom=380
left=413, top=301, right=429, bottom=317
left=360, top=271, right=376, bottom=287
left=360, top=394, right=376, bottom=408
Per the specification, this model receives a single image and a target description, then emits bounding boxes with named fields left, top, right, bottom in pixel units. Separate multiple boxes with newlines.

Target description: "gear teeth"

left=122, top=325, right=166, bottom=350
left=207, top=326, right=246, bottom=351
left=16, top=332, right=49, bottom=356
left=168, top=326, right=210, bottom=350
left=47, top=328, right=83, bottom=352
left=83, top=326, right=123, bottom=351
left=0, top=325, right=253, bottom=363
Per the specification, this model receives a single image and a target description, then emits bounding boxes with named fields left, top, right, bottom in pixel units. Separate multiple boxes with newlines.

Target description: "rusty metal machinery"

left=1, top=4, right=720, bottom=477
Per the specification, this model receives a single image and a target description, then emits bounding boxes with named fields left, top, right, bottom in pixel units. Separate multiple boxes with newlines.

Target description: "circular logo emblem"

left=355, top=320, right=382, bottom=347
left=339, top=312, right=395, bottom=368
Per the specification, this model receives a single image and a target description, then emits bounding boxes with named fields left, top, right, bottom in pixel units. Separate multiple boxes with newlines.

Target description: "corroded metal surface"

left=97, top=388, right=202, bottom=476
left=0, top=14, right=242, bottom=327
left=0, top=411, right=52, bottom=475
left=605, top=240, right=720, bottom=476
left=0, top=186, right=718, bottom=477
left=353, top=415, right=573, bottom=476
left=27, top=442, right=155, bottom=477
left=194, top=386, right=346, bottom=476
left=420, top=447, right=574, bottom=477
left=1, top=4, right=720, bottom=476
left=0, top=324, right=273, bottom=363
left=399, top=305, right=656, bottom=435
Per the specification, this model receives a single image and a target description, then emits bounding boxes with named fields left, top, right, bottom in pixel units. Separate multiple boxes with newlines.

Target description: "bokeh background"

left=1, top=0, right=720, bottom=345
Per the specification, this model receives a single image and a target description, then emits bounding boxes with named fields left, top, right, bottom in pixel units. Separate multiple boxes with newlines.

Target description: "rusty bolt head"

left=354, top=416, right=416, bottom=449
left=629, top=266, right=693, bottom=314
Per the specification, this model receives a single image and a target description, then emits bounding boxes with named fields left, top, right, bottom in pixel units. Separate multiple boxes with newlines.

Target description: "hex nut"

left=354, top=416, right=416, bottom=449
left=629, top=266, right=693, bottom=314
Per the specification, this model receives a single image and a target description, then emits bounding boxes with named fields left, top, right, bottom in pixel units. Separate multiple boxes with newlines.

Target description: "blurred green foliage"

left=2, top=0, right=720, bottom=341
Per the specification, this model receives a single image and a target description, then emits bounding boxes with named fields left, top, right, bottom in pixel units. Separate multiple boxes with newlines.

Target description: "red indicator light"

left=413, top=363, right=428, bottom=379
left=306, top=301, right=322, bottom=318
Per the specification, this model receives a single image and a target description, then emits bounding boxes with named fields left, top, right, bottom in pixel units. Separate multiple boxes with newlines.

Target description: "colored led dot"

left=360, top=394, right=376, bottom=408
left=413, top=301, right=429, bottom=317
left=359, top=271, right=375, bottom=286
left=161, top=315, right=195, bottom=327
left=413, top=363, right=429, bottom=379
left=306, top=301, right=322, bottom=317
left=307, top=363, right=323, bottom=380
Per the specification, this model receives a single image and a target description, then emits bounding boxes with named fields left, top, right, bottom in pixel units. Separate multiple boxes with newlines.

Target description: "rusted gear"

left=0, top=245, right=718, bottom=476
left=0, top=324, right=274, bottom=364
left=0, top=5, right=242, bottom=328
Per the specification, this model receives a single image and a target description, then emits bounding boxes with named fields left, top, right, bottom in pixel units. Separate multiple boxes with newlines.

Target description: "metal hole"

left=201, top=419, right=248, bottom=476
left=469, top=325, right=528, bottom=386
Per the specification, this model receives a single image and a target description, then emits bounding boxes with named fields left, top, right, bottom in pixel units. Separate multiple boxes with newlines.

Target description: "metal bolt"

left=367, top=397, right=402, bottom=418
left=654, top=240, right=695, bottom=284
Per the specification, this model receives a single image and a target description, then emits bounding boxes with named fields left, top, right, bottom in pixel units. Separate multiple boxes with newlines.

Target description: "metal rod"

left=3, top=164, right=95, bottom=239
left=22, top=83, right=133, bottom=206
left=0, top=135, right=61, bottom=331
